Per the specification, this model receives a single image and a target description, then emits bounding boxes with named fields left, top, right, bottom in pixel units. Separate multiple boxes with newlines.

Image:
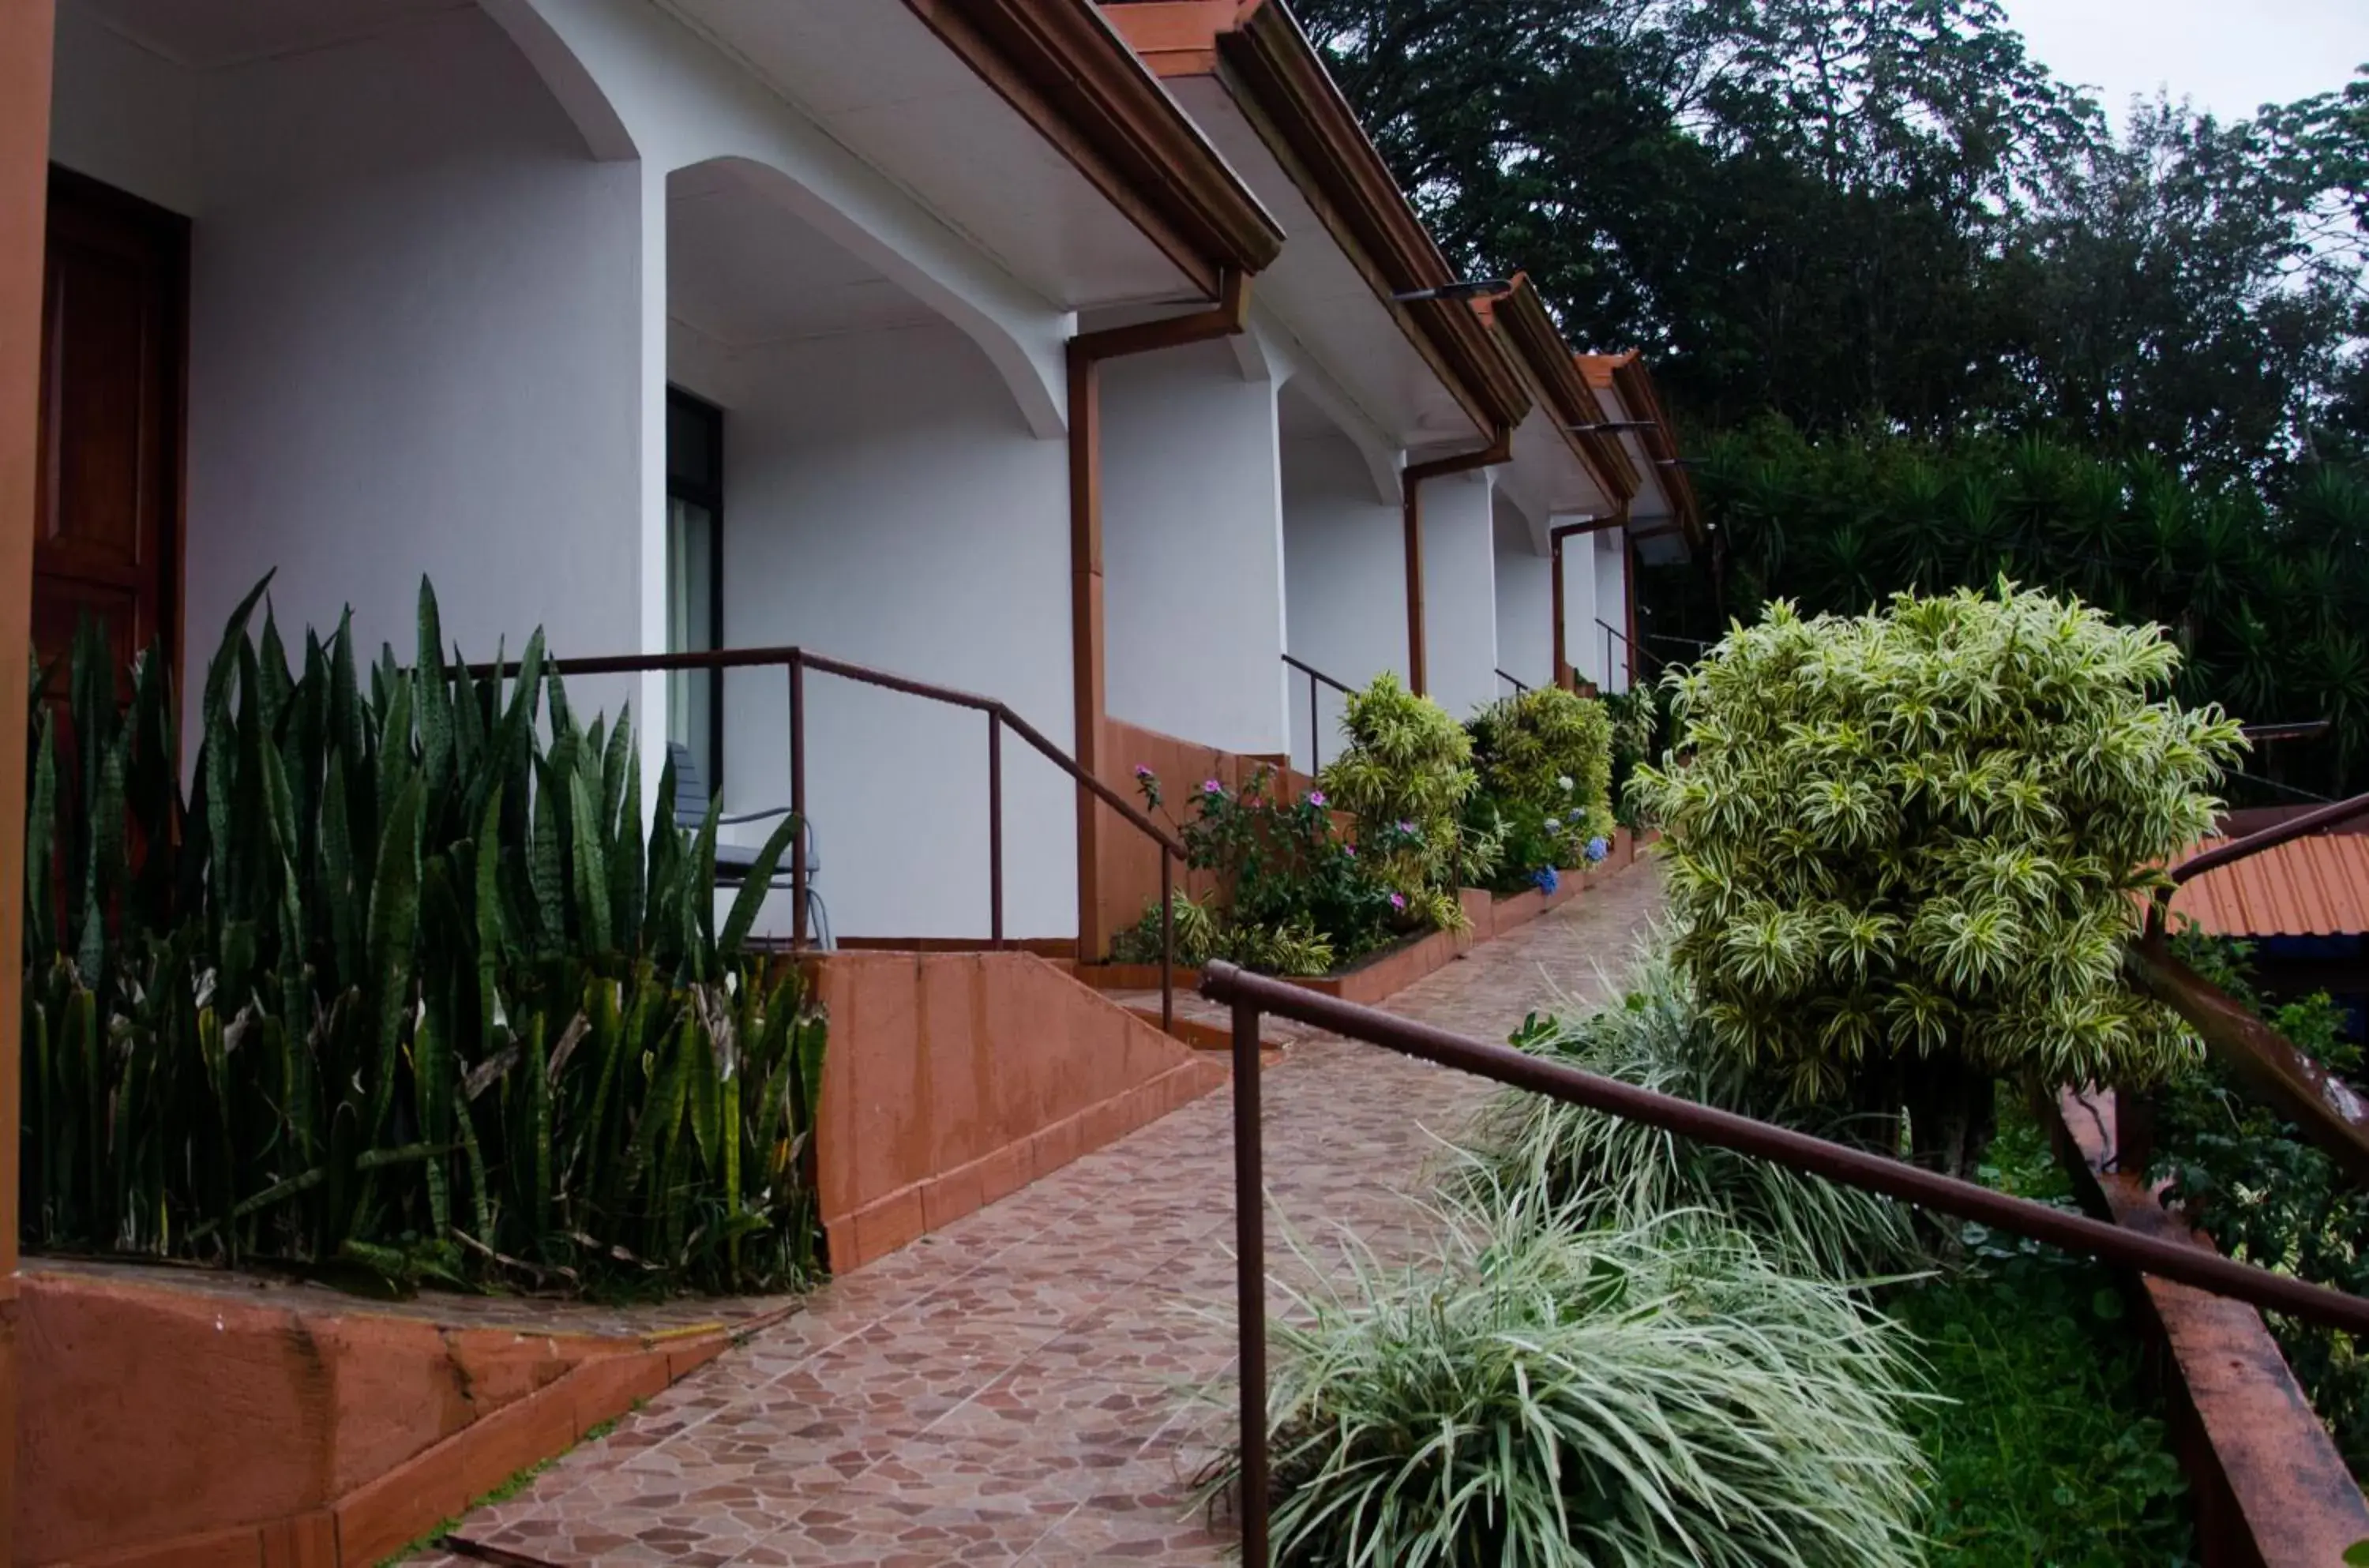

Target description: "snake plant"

left=22, top=576, right=824, bottom=1295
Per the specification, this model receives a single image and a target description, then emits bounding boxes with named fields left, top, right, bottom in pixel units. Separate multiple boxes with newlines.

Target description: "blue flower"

left=1585, top=835, right=1610, bottom=864
left=1533, top=866, right=1560, bottom=895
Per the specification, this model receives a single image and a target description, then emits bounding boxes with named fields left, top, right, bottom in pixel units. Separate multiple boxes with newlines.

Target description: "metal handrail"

left=1199, top=958, right=2369, bottom=1563
left=1592, top=616, right=1665, bottom=684
left=1495, top=668, right=1530, bottom=695
left=2239, top=719, right=2333, bottom=743
left=1281, top=653, right=1356, bottom=774
left=2168, top=789, right=2369, bottom=892
left=466, top=643, right=1187, bottom=1032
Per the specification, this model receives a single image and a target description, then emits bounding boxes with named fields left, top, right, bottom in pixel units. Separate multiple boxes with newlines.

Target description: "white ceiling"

left=73, top=0, right=467, bottom=68
left=664, top=0, right=1203, bottom=314
left=668, top=163, right=940, bottom=348
left=1171, top=77, right=1481, bottom=453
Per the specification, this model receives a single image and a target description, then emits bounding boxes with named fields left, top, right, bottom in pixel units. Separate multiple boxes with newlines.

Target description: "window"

left=666, top=388, right=724, bottom=793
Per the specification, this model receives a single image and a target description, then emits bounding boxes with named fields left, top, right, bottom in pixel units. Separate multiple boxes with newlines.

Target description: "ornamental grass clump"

left=1205, top=1205, right=1929, bottom=1568
left=1320, top=673, right=1495, bottom=930
left=1635, top=584, right=2242, bottom=1176
left=1463, top=943, right=1920, bottom=1279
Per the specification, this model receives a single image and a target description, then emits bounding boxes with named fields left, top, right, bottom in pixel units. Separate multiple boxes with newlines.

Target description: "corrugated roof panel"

left=2168, top=834, right=2369, bottom=939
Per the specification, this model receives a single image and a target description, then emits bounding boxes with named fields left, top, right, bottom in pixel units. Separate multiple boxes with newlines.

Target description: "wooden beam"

left=1068, top=272, right=1252, bottom=958
left=0, top=5, right=55, bottom=1559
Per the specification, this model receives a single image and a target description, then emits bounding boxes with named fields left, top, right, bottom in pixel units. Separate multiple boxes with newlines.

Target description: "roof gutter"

left=1473, top=278, right=1637, bottom=503
left=905, top=0, right=1284, bottom=296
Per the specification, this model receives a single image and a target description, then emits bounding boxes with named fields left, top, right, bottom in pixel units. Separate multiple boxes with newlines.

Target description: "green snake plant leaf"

left=474, top=785, right=505, bottom=1052
left=415, top=578, right=454, bottom=803
left=530, top=754, right=568, bottom=951
left=719, top=812, right=801, bottom=964
left=320, top=756, right=362, bottom=989
left=361, top=775, right=425, bottom=1145
left=74, top=730, right=126, bottom=982
left=601, top=706, right=633, bottom=845
left=27, top=708, right=57, bottom=959
left=610, top=752, right=644, bottom=959
left=569, top=770, right=613, bottom=954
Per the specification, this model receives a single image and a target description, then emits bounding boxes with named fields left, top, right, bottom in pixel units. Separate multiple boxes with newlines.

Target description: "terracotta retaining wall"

left=805, top=950, right=1228, bottom=1272
left=2053, top=1090, right=2369, bottom=1567
left=15, top=1270, right=751, bottom=1568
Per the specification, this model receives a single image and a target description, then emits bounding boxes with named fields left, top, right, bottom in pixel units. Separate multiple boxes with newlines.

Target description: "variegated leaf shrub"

left=22, top=576, right=825, bottom=1294
left=1635, top=583, right=2243, bottom=1175
left=1319, top=673, right=1497, bottom=931
left=1465, top=685, right=1616, bottom=890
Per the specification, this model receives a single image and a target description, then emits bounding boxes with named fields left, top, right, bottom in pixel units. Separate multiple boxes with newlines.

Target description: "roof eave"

left=903, top=0, right=1285, bottom=298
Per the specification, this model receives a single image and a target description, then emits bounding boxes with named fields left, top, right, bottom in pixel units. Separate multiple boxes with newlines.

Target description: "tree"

left=1635, top=585, right=2243, bottom=1178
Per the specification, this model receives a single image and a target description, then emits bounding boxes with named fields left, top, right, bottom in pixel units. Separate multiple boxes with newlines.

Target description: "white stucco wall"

left=1280, top=430, right=1406, bottom=772
left=693, top=322, right=1076, bottom=940
left=1419, top=469, right=1500, bottom=721
left=51, top=3, right=645, bottom=737
left=1563, top=536, right=1603, bottom=689
left=1493, top=501, right=1554, bottom=692
left=1596, top=531, right=1632, bottom=694
left=1100, top=342, right=1288, bottom=755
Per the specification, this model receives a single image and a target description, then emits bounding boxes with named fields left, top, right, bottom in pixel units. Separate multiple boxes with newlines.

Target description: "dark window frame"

left=665, top=385, right=726, bottom=791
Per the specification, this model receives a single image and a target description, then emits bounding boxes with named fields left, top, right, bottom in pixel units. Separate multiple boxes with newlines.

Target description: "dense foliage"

left=2152, top=935, right=2369, bottom=1478
left=1602, top=688, right=1661, bottom=827
left=1464, top=947, right=1918, bottom=1279
left=1294, top=2, right=2366, bottom=480
left=1319, top=673, right=1495, bottom=931
left=1463, top=687, right=1614, bottom=892
left=1114, top=766, right=1417, bottom=977
left=1693, top=424, right=2369, bottom=798
left=1208, top=1207, right=1928, bottom=1568
left=1637, top=585, right=2240, bottom=1176
left=22, top=582, right=824, bottom=1295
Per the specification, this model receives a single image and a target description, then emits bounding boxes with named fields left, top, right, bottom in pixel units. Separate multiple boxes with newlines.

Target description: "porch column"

left=1417, top=468, right=1500, bottom=720
left=0, top=2, right=58, bottom=1554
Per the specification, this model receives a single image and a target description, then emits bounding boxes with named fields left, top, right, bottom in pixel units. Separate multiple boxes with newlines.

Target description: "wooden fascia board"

left=1610, top=356, right=1702, bottom=550
left=903, top=0, right=1283, bottom=298
left=1211, top=5, right=1530, bottom=432
left=1489, top=282, right=1635, bottom=502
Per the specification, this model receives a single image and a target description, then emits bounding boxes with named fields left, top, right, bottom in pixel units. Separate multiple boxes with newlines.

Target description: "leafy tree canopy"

left=1296, top=0, right=2366, bottom=481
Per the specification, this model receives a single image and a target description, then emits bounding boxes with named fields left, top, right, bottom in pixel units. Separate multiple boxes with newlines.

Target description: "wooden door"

left=35, top=167, right=186, bottom=692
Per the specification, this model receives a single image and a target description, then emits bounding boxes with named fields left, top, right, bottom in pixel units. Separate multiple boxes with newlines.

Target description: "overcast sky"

left=1999, top=0, right=2369, bottom=124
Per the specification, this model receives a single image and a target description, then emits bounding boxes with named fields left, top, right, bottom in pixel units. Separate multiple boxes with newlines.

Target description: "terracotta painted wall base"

left=805, top=950, right=1228, bottom=1272
left=17, top=1270, right=769, bottom=1567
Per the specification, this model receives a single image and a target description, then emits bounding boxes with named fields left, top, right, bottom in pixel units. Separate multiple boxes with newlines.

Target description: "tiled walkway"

left=414, top=866, right=1663, bottom=1566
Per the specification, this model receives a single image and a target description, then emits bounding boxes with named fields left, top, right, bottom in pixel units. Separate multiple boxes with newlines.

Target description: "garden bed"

left=1079, top=844, right=1651, bottom=1008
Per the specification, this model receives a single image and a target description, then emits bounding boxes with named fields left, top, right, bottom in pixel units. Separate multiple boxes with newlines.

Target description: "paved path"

left=415, top=865, right=1663, bottom=1566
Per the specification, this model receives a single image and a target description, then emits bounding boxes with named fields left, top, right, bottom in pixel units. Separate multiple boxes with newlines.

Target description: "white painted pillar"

left=1494, top=542, right=1553, bottom=691
left=1419, top=468, right=1500, bottom=721
left=1562, top=533, right=1602, bottom=688
left=1594, top=529, right=1630, bottom=694
left=1281, top=432, right=1404, bottom=772
left=1102, top=340, right=1289, bottom=755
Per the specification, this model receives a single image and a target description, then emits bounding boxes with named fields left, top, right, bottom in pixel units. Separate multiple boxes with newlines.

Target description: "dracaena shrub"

left=1635, top=584, right=2240, bottom=1174
left=1466, top=686, right=1616, bottom=887
left=1319, top=673, right=1495, bottom=931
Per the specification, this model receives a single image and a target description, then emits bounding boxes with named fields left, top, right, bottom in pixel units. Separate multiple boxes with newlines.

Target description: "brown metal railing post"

left=1308, top=667, right=1320, bottom=775
left=1232, top=996, right=1270, bottom=1565
left=989, top=710, right=1005, bottom=950
left=789, top=649, right=808, bottom=949
left=1161, top=852, right=1176, bottom=1035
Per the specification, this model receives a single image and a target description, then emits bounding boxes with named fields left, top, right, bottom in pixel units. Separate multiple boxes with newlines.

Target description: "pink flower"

left=1203, top=778, right=1222, bottom=793
left=1343, top=845, right=1357, bottom=857
left=1307, top=790, right=1327, bottom=807
left=1389, top=892, right=1407, bottom=910
left=1133, top=763, right=1152, bottom=779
